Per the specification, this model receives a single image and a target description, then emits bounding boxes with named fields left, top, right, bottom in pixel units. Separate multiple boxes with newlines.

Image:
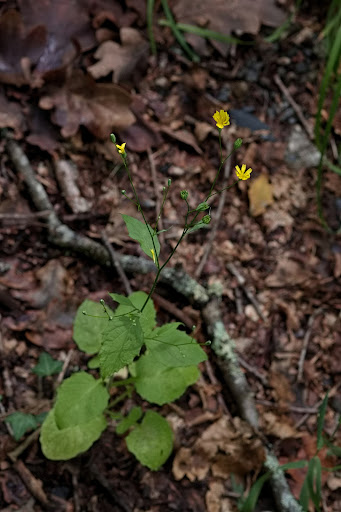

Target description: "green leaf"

left=240, top=472, right=271, bottom=512
left=109, top=293, right=136, bottom=308
left=73, top=299, right=114, bottom=354
left=100, top=315, right=144, bottom=378
left=54, top=372, right=109, bottom=429
left=187, top=222, right=209, bottom=234
left=146, top=323, right=207, bottom=367
left=5, top=412, right=39, bottom=441
left=307, top=456, right=322, bottom=511
left=114, top=291, right=156, bottom=337
left=87, top=354, right=100, bottom=369
left=299, top=475, right=310, bottom=512
left=317, top=392, right=329, bottom=451
left=278, top=460, right=309, bottom=471
left=32, top=352, right=63, bottom=377
left=134, top=351, right=200, bottom=405
left=40, top=407, right=107, bottom=460
left=122, top=214, right=160, bottom=262
left=126, top=411, right=173, bottom=470
left=116, top=406, right=143, bottom=435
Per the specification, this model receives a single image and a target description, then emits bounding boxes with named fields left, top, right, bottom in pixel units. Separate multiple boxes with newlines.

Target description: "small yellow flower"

left=116, top=142, right=126, bottom=154
left=213, top=110, right=230, bottom=129
left=150, top=249, right=156, bottom=264
left=235, top=164, right=252, bottom=181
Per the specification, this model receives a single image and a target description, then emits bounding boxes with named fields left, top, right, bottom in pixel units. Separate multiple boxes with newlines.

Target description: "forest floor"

left=0, top=1, right=340, bottom=511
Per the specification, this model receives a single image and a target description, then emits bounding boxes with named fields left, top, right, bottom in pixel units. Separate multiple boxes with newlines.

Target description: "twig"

left=101, top=232, right=132, bottom=295
left=227, top=262, right=267, bottom=322
left=274, top=74, right=314, bottom=140
left=153, top=293, right=194, bottom=328
left=55, top=349, right=74, bottom=388
left=195, top=140, right=232, bottom=279
left=8, top=428, right=41, bottom=462
left=297, top=309, right=323, bottom=383
left=238, top=355, right=268, bottom=386
left=14, top=459, right=48, bottom=506
left=147, top=148, right=165, bottom=245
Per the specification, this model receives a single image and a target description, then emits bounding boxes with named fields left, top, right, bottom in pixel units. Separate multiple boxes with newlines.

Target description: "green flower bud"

left=180, top=190, right=189, bottom=200
left=202, top=215, right=211, bottom=224
left=168, top=178, right=172, bottom=186
left=110, top=133, right=116, bottom=143
left=121, top=189, right=126, bottom=195
left=196, top=202, right=210, bottom=212
left=234, top=138, right=243, bottom=149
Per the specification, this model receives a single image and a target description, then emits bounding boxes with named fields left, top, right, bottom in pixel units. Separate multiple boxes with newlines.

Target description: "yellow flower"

left=235, top=164, right=252, bottom=181
left=213, top=110, right=230, bottom=129
left=116, top=142, right=126, bottom=154
left=150, top=249, right=156, bottom=264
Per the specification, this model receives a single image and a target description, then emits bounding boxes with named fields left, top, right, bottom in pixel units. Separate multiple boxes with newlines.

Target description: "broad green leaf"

left=5, top=412, right=38, bottom=441
left=109, top=293, right=136, bottom=308
left=40, top=407, right=107, bottom=460
left=122, top=214, right=160, bottom=261
left=146, top=323, right=207, bottom=367
left=126, top=411, right=173, bottom=470
left=116, top=406, right=142, bottom=435
left=73, top=299, right=114, bottom=354
left=100, top=315, right=144, bottom=378
left=54, top=372, right=109, bottom=429
left=32, top=352, right=63, bottom=377
left=134, top=351, right=200, bottom=405
left=317, top=392, right=329, bottom=450
left=87, top=354, right=100, bottom=369
left=115, top=291, right=156, bottom=337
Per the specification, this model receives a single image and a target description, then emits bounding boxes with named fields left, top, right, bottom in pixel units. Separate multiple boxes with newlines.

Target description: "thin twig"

left=195, top=139, right=233, bottom=278
left=238, top=356, right=268, bottom=386
left=147, top=148, right=165, bottom=245
left=227, top=262, right=267, bottom=322
left=297, top=308, right=323, bottom=383
left=274, top=74, right=314, bottom=140
left=101, top=232, right=132, bottom=295
left=153, top=293, right=193, bottom=328
left=55, top=349, right=74, bottom=389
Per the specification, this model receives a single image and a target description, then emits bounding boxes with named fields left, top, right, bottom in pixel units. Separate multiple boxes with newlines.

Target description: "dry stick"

left=195, top=140, right=232, bottom=279
left=274, top=74, right=314, bottom=141
left=297, top=308, right=323, bottom=383
left=238, top=355, right=268, bottom=386
left=7, top=138, right=301, bottom=512
left=14, top=459, right=48, bottom=507
left=55, top=349, right=74, bottom=388
left=147, top=147, right=165, bottom=245
left=101, top=232, right=132, bottom=295
left=227, top=262, right=267, bottom=322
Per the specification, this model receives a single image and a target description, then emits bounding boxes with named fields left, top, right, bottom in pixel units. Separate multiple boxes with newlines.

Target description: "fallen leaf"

left=248, top=174, right=274, bottom=216
left=161, top=126, right=203, bottom=154
left=262, top=412, right=301, bottom=439
left=173, top=0, right=286, bottom=56
left=88, top=28, right=148, bottom=83
left=121, top=123, right=162, bottom=152
left=0, top=89, right=26, bottom=137
left=0, top=9, right=46, bottom=86
left=265, top=257, right=310, bottom=287
left=39, top=71, right=135, bottom=139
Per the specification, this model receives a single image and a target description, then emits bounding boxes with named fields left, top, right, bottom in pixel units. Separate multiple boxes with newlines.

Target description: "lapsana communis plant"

left=39, top=111, right=253, bottom=470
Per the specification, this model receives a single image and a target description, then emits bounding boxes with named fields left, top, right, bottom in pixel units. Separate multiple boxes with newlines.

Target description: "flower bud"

left=168, top=178, right=172, bottom=187
left=121, top=189, right=126, bottom=195
left=180, top=190, right=189, bottom=200
left=234, top=138, right=243, bottom=149
left=196, top=202, right=209, bottom=212
left=110, top=133, right=116, bottom=143
left=202, top=215, right=211, bottom=224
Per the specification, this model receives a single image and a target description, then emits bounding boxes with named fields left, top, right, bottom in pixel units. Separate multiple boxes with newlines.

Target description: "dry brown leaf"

left=173, top=0, right=286, bottom=55
left=39, top=71, right=135, bottom=139
left=262, top=412, right=301, bottom=439
left=248, top=174, right=274, bottom=216
left=265, top=257, right=310, bottom=288
left=88, top=28, right=148, bottom=83
left=206, top=481, right=237, bottom=512
left=161, top=126, right=203, bottom=154
left=0, top=89, right=26, bottom=137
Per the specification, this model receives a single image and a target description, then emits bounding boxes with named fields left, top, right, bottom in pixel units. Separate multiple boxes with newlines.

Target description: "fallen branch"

left=7, top=138, right=302, bottom=512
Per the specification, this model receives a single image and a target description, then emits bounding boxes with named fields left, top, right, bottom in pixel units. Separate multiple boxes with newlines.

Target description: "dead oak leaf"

left=173, top=0, right=286, bottom=55
left=248, top=173, right=274, bottom=216
left=0, top=9, right=46, bottom=86
left=88, top=28, right=148, bottom=83
left=39, top=71, right=135, bottom=139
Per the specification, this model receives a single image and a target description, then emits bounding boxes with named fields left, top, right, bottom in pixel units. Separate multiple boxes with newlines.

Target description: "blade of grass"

left=147, top=0, right=157, bottom=56
left=160, top=0, right=200, bottom=62
left=317, top=392, right=329, bottom=451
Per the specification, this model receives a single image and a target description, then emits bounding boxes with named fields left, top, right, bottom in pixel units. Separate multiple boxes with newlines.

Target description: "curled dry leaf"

left=88, top=27, right=148, bottom=83
left=0, top=88, right=26, bottom=137
left=39, top=71, right=135, bottom=139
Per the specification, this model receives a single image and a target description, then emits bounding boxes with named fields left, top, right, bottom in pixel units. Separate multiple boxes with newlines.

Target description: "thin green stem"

left=108, top=387, right=133, bottom=409
left=208, top=180, right=240, bottom=198
left=154, top=185, right=170, bottom=234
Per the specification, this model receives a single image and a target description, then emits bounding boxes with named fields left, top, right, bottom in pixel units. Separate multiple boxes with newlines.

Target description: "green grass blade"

left=324, top=158, right=341, bottom=176
left=307, top=456, right=322, bottom=512
left=147, top=0, right=157, bottom=56
left=299, top=473, right=310, bottom=512
left=240, top=472, right=271, bottom=512
left=317, top=392, right=329, bottom=451
left=160, top=0, right=200, bottom=62
left=264, top=0, right=302, bottom=43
